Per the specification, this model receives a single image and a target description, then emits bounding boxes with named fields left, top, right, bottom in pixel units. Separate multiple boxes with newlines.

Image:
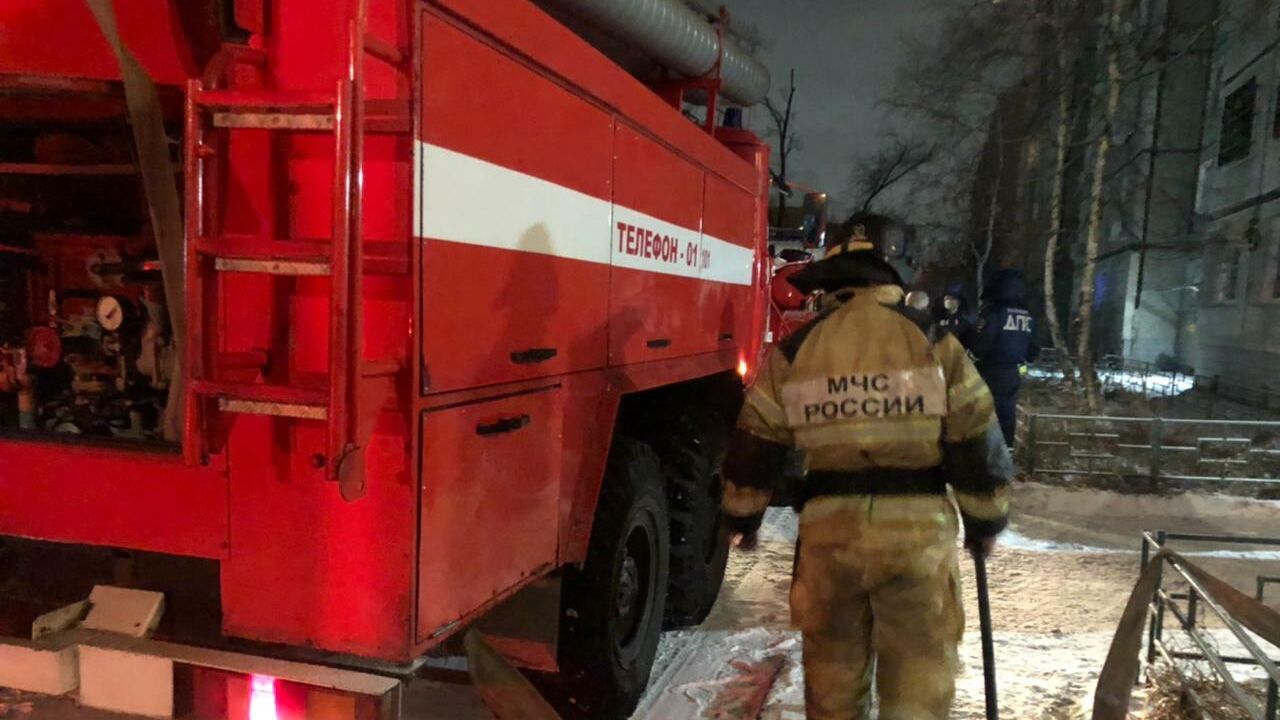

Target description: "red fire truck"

left=0, top=0, right=771, bottom=715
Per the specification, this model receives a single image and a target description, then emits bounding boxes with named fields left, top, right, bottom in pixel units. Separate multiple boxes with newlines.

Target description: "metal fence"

left=1095, top=356, right=1196, bottom=397
left=1029, top=351, right=1280, bottom=417
left=1029, top=354, right=1199, bottom=399
left=1023, top=414, right=1280, bottom=488
left=1142, top=531, right=1280, bottom=720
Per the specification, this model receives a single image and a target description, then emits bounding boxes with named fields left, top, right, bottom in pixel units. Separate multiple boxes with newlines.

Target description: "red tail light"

left=248, top=675, right=278, bottom=720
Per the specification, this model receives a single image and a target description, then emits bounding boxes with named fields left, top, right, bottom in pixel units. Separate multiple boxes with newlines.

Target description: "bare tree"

left=1042, top=0, right=1082, bottom=384
left=886, top=0, right=1227, bottom=413
left=764, top=69, right=800, bottom=227
left=973, top=111, right=1004, bottom=300
left=849, top=137, right=936, bottom=214
left=1076, top=0, right=1130, bottom=412
left=880, top=0, right=1048, bottom=292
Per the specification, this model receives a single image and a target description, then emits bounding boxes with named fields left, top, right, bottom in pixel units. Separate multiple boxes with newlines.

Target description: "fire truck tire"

left=659, top=415, right=731, bottom=628
left=551, top=437, right=670, bottom=720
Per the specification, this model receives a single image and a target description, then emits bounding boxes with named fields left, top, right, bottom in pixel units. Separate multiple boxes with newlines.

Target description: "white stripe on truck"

left=418, top=142, right=755, bottom=286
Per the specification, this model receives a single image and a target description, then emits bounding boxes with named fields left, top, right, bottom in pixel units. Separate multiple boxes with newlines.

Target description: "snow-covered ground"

left=999, top=528, right=1280, bottom=560
left=636, top=510, right=1128, bottom=720
left=1026, top=367, right=1196, bottom=398
left=636, top=484, right=1280, bottom=719
left=639, top=625, right=1121, bottom=720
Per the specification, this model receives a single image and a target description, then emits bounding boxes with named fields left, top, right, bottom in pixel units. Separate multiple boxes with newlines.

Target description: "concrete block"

left=32, top=600, right=90, bottom=640
left=79, top=644, right=174, bottom=718
left=82, top=585, right=165, bottom=637
left=0, top=641, right=77, bottom=695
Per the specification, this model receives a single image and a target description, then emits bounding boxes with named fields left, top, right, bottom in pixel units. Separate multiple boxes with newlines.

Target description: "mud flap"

left=465, top=630, right=561, bottom=720
left=471, top=574, right=562, bottom=673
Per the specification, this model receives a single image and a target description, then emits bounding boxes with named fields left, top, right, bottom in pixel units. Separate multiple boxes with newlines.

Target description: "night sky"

left=721, top=0, right=939, bottom=213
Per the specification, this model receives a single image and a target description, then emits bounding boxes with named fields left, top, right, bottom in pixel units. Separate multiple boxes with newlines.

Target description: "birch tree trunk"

left=1077, top=0, right=1127, bottom=412
left=1044, top=13, right=1076, bottom=383
left=976, top=112, right=1003, bottom=299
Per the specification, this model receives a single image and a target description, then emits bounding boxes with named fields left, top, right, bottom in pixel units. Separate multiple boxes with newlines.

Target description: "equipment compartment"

left=0, top=114, right=179, bottom=445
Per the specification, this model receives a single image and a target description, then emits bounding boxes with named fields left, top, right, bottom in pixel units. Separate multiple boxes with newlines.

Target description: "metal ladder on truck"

left=182, top=2, right=408, bottom=500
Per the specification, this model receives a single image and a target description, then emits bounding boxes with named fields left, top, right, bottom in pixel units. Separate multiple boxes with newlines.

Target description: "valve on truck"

left=0, top=268, right=172, bottom=438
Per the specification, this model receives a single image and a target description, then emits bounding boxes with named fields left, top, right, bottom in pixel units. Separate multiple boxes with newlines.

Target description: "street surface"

left=633, top=483, right=1280, bottom=719
left=5, top=483, right=1278, bottom=719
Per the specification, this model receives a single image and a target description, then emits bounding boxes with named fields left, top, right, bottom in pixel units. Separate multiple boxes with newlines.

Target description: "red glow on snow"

left=248, top=675, right=278, bottom=720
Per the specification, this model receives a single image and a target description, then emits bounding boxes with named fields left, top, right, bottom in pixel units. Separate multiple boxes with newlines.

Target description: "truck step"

left=198, top=90, right=334, bottom=131
left=196, top=235, right=410, bottom=276
left=191, top=380, right=328, bottom=421
left=198, top=91, right=410, bottom=134
left=214, top=257, right=330, bottom=276
left=212, top=111, right=334, bottom=131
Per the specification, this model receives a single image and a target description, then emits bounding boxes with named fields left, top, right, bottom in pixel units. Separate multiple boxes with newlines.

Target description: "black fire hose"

left=973, top=552, right=999, bottom=720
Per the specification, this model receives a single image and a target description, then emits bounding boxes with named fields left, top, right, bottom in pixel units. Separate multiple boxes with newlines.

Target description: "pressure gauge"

left=96, top=296, right=125, bottom=332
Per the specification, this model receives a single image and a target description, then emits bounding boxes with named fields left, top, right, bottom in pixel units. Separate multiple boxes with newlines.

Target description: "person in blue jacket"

left=934, top=286, right=974, bottom=349
left=973, top=269, right=1040, bottom=446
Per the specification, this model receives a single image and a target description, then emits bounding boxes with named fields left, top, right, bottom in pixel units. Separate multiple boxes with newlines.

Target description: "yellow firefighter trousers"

left=792, top=496, right=965, bottom=720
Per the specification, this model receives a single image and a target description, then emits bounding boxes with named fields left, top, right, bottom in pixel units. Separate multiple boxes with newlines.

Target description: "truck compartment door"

left=416, top=385, right=565, bottom=643
left=700, top=174, right=759, bottom=354
left=417, top=12, right=612, bottom=393
left=608, top=125, right=708, bottom=363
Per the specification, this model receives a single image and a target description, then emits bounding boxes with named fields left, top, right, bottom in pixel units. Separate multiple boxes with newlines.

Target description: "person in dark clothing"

left=933, top=286, right=974, bottom=348
left=972, top=269, right=1040, bottom=446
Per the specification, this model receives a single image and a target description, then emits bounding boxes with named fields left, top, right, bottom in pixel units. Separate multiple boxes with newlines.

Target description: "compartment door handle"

left=476, top=414, right=531, bottom=436
left=510, top=347, right=558, bottom=365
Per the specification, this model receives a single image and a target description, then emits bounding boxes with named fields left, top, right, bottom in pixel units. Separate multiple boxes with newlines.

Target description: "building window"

left=1215, top=247, right=1242, bottom=302
left=1219, top=78, right=1258, bottom=165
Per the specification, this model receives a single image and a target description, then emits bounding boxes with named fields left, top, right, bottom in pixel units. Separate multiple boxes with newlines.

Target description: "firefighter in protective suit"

left=722, top=214, right=1014, bottom=720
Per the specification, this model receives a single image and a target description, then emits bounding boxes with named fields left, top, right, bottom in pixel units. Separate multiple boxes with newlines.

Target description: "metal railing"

left=1023, top=414, right=1280, bottom=488
left=1142, top=531, right=1280, bottom=720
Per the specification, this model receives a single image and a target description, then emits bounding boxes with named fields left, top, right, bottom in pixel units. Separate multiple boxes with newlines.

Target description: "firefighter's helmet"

left=828, top=212, right=918, bottom=288
left=787, top=211, right=918, bottom=294
left=824, top=212, right=909, bottom=262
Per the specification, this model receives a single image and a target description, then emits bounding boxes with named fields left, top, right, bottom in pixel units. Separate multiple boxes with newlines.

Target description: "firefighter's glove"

left=725, top=513, right=763, bottom=552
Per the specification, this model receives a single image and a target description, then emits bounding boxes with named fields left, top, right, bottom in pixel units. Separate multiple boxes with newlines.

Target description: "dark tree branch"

left=765, top=69, right=800, bottom=227
left=850, top=138, right=937, bottom=214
